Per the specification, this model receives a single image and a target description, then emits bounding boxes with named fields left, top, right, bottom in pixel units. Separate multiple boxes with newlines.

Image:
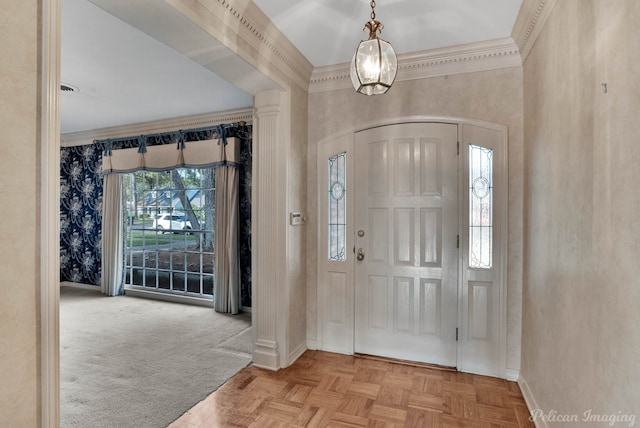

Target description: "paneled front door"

left=354, top=123, right=459, bottom=366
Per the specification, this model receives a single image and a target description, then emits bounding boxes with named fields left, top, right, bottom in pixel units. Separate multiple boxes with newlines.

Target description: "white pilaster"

left=42, top=0, right=61, bottom=426
left=252, top=90, right=288, bottom=370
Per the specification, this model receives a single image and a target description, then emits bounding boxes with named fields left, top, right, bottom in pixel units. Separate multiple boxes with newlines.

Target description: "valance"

left=97, top=123, right=247, bottom=174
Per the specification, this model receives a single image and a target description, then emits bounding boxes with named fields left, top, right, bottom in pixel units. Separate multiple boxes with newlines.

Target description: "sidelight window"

left=328, top=152, right=347, bottom=261
left=469, top=145, right=493, bottom=269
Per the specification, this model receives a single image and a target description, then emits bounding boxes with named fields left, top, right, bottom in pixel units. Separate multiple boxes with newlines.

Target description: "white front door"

left=354, top=123, right=459, bottom=366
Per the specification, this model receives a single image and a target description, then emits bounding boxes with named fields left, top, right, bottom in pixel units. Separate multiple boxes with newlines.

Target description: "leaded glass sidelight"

left=469, top=145, right=493, bottom=269
left=328, top=152, right=347, bottom=261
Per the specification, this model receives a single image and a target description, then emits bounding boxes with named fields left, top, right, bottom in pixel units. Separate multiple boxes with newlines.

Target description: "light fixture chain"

left=370, top=0, right=376, bottom=20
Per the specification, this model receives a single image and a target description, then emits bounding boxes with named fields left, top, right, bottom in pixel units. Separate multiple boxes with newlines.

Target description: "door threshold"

left=354, top=353, right=457, bottom=372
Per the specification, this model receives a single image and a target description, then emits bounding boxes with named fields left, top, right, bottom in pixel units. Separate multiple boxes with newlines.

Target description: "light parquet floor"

left=169, top=351, right=535, bottom=428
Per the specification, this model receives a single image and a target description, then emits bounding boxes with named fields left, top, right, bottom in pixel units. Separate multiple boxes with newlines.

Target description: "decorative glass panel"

left=328, top=152, right=347, bottom=261
left=469, top=145, right=493, bottom=269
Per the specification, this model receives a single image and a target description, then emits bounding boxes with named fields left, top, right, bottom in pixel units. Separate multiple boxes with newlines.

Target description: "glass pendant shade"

left=350, top=36, right=397, bottom=95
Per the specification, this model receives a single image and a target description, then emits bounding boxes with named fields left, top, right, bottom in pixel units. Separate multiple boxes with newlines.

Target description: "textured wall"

left=0, top=0, right=40, bottom=425
left=307, top=67, right=525, bottom=372
left=288, top=86, right=309, bottom=361
left=521, top=0, right=640, bottom=418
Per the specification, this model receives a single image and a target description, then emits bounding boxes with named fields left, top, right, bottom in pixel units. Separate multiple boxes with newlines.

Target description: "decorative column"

left=252, top=90, right=288, bottom=370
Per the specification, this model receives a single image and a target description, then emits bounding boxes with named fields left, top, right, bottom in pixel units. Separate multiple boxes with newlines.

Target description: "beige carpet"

left=60, top=285, right=252, bottom=428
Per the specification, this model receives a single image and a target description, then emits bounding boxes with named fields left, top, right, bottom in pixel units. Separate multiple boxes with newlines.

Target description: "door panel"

left=354, top=123, right=458, bottom=366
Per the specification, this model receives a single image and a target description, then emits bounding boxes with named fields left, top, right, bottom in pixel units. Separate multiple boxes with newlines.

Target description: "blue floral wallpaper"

left=236, top=125, right=252, bottom=308
left=60, top=144, right=103, bottom=285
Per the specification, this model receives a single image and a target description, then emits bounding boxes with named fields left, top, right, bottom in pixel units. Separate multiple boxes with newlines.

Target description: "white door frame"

left=316, top=116, right=508, bottom=377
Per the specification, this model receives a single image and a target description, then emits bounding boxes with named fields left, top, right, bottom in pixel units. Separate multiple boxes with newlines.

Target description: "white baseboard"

left=519, top=374, right=547, bottom=428
left=306, top=339, right=318, bottom=350
left=60, top=281, right=100, bottom=291
left=124, top=287, right=213, bottom=308
left=506, top=368, right=520, bottom=382
left=288, top=342, right=307, bottom=366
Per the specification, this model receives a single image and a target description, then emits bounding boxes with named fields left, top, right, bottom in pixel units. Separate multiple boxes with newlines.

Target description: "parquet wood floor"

left=169, top=350, right=535, bottom=428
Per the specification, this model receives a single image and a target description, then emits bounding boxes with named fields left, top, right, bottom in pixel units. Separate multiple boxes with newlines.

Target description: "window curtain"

left=101, top=174, right=124, bottom=296
left=97, top=124, right=247, bottom=310
left=214, top=163, right=240, bottom=314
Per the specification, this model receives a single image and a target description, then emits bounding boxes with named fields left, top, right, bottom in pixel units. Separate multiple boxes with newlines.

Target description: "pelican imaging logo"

left=530, top=409, right=636, bottom=426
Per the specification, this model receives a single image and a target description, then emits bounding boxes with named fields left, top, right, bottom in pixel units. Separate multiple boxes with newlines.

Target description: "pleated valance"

left=96, top=123, right=247, bottom=174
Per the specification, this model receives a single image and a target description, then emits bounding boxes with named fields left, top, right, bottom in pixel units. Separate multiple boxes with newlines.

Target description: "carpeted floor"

left=60, top=285, right=252, bottom=428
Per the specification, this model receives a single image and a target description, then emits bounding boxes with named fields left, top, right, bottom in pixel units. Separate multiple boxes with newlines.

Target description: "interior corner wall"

left=521, top=0, right=640, bottom=417
left=307, top=67, right=525, bottom=373
left=0, top=0, right=40, bottom=425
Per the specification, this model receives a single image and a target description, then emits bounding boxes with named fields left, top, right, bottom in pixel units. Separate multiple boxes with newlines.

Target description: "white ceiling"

left=60, top=0, right=254, bottom=133
left=252, top=0, right=523, bottom=67
left=61, top=0, right=523, bottom=134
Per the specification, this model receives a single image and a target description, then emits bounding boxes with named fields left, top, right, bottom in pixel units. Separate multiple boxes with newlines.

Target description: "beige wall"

left=287, top=85, right=309, bottom=360
left=521, top=0, right=640, bottom=417
left=307, top=67, right=525, bottom=372
left=0, top=0, right=41, bottom=426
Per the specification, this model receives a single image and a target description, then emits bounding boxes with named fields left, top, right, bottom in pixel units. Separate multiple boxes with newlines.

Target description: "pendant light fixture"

left=350, top=0, right=398, bottom=96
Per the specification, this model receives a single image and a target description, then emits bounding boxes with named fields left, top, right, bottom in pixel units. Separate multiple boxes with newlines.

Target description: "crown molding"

left=309, top=37, right=522, bottom=94
left=60, top=108, right=253, bottom=147
left=512, top=0, right=558, bottom=63
left=168, top=0, right=313, bottom=92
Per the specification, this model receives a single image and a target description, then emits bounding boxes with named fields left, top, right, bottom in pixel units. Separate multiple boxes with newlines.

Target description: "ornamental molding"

left=215, top=0, right=313, bottom=90
left=60, top=108, right=253, bottom=147
left=309, top=37, right=522, bottom=94
left=169, top=0, right=313, bottom=92
left=511, top=0, right=558, bottom=63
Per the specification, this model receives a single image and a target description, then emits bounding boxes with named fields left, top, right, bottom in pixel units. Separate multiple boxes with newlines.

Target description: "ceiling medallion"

left=349, top=0, right=398, bottom=96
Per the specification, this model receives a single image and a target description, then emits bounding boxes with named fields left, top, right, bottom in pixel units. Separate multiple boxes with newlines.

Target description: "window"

left=328, top=152, right=347, bottom=261
left=469, top=145, right=493, bottom=269
left=123, top=168, right=215, bottom=296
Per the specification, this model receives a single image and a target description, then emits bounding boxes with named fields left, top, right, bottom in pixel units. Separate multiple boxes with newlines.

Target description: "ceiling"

left=251, top=0, right=523, bottom=67
left=61, top=0, right=523, bottom=134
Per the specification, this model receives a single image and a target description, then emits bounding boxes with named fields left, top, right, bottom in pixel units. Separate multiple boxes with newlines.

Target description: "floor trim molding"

left=518, top=374, right=547, bottom=428
left=288, top=342, right=307, bottom=367
left=124, top=287, right=214, bottom=307
left=506, top=368, right=520, bottom=382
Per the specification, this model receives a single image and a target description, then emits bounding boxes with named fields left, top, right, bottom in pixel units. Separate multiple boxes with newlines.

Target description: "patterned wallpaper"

left=60, top=144, right=103, bottom=285
left=236, top=126, right=252, bottom=308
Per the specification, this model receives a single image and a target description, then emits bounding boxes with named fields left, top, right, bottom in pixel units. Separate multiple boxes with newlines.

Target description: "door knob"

left=356, top=248, right=365, bottom=261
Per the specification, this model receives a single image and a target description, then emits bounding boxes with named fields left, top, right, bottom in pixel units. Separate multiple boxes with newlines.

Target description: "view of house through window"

left=123, top=168, right=215, bottom=297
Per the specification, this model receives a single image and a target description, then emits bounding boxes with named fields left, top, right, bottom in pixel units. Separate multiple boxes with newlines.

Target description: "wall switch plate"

left=290, top=212, right=304, bottom=226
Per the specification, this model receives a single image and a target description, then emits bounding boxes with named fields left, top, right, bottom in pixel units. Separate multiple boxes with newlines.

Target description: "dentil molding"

left=169, top=0, right=313, bottom=92
left=309, top=37, right=522, bottom=94
left=512, top=0, right=558, bottom=63
left=172, top=1, right=555, bottom=94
